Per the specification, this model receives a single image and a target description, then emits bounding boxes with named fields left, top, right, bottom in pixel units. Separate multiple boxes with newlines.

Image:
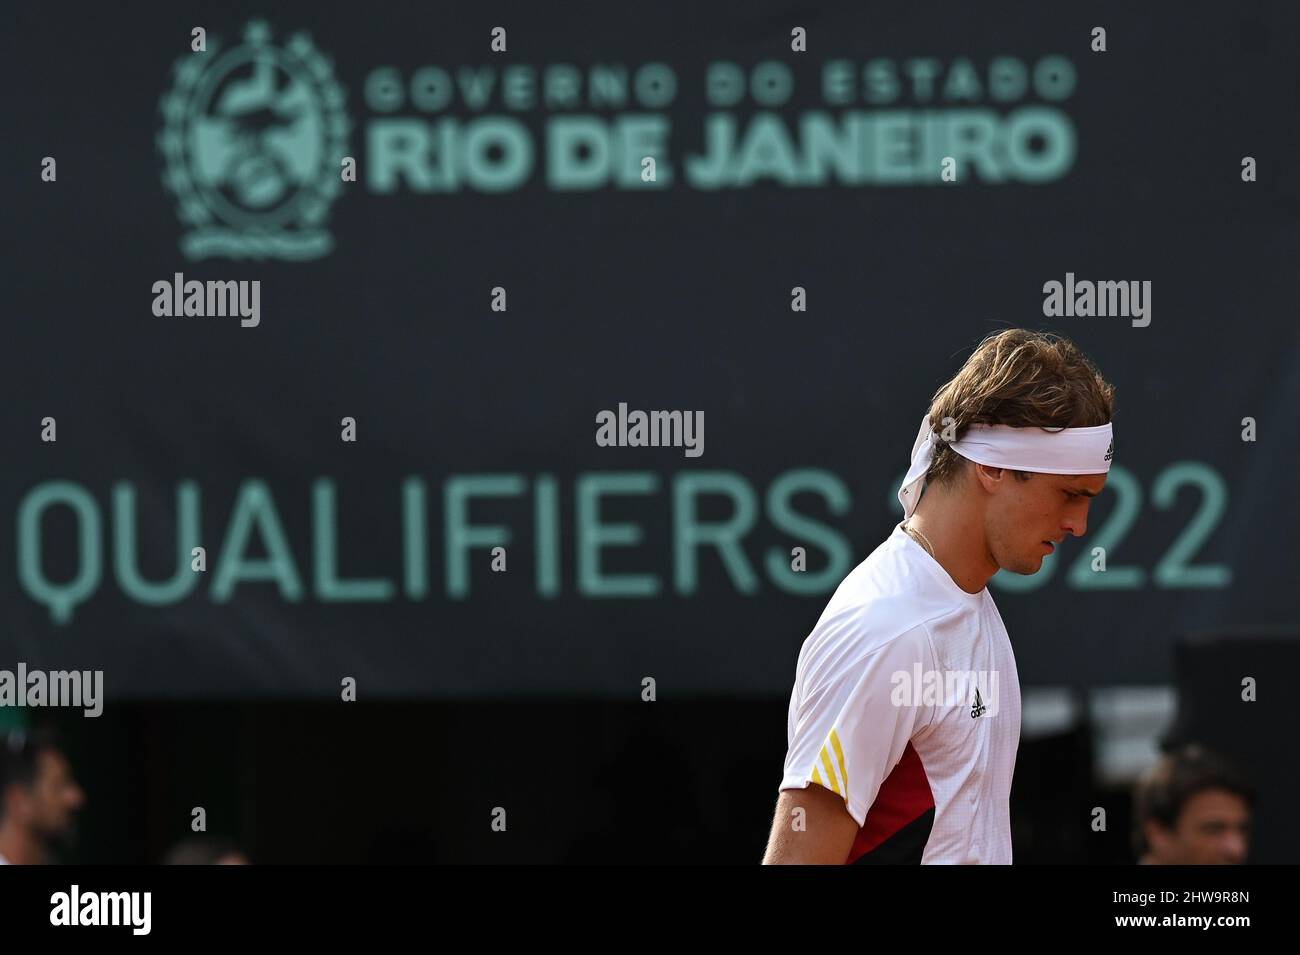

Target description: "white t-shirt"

left=779, top=521, right=1021, bottom=864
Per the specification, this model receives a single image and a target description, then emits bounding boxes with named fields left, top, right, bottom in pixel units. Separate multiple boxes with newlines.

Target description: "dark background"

left=1, top=0, right=1297, bottom=862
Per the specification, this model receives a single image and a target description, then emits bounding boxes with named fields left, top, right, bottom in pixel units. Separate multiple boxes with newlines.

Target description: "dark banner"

left=2, top=1, right=1297, bottom=698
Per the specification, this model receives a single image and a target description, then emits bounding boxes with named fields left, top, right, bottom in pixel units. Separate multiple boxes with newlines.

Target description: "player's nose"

left=1063, top=501, right=1092, bottom=538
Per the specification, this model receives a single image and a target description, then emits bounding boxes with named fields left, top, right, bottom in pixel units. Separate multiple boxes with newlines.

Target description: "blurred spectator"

left=163, top=837, right=250, bottom=865
left=0, top=726, right=86, bottom=864
left=1133, top=743, right=1253, bottom=864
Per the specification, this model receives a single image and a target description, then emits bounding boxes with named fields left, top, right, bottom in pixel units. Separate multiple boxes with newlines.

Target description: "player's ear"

left=972, top=463, right=1004, bottom=492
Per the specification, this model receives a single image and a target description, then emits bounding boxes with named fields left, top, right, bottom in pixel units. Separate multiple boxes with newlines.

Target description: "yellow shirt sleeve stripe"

left=818, top=746, right=842, bottom=795
left=829, top=728, right=849, bottom=800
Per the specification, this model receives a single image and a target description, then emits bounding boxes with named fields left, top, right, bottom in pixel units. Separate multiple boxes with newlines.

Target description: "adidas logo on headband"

left=1104, top=439, right=1114, bottom=462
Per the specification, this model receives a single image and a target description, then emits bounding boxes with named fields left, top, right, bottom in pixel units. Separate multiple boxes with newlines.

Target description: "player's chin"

left=1003, top=556, right=1042, bottom=576
left=1026, top=544, right=1055, bottom=570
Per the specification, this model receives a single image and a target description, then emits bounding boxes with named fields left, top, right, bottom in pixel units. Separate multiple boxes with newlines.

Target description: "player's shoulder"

left=794, top=530, right=938, bottom=684
left=796, top=596, right=935, bottom=690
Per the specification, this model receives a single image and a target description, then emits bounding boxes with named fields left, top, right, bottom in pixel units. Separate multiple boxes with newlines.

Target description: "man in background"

left=163, top=837, right=251, bottom=865
left=0, top=726, right=86, bottom=864
left=1133, top=743, right=1253, bottom=864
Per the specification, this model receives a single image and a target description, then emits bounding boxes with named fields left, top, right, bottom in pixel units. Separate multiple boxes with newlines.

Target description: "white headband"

left=898, top=415, right=1114, bottom=519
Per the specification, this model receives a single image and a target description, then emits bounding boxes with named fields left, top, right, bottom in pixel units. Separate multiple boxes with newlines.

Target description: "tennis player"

left=763, top=328, right=1116, bottom=864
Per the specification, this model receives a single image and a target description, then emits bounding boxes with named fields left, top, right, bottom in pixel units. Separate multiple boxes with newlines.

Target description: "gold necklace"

left=904, top=521, right=935, bottom=558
